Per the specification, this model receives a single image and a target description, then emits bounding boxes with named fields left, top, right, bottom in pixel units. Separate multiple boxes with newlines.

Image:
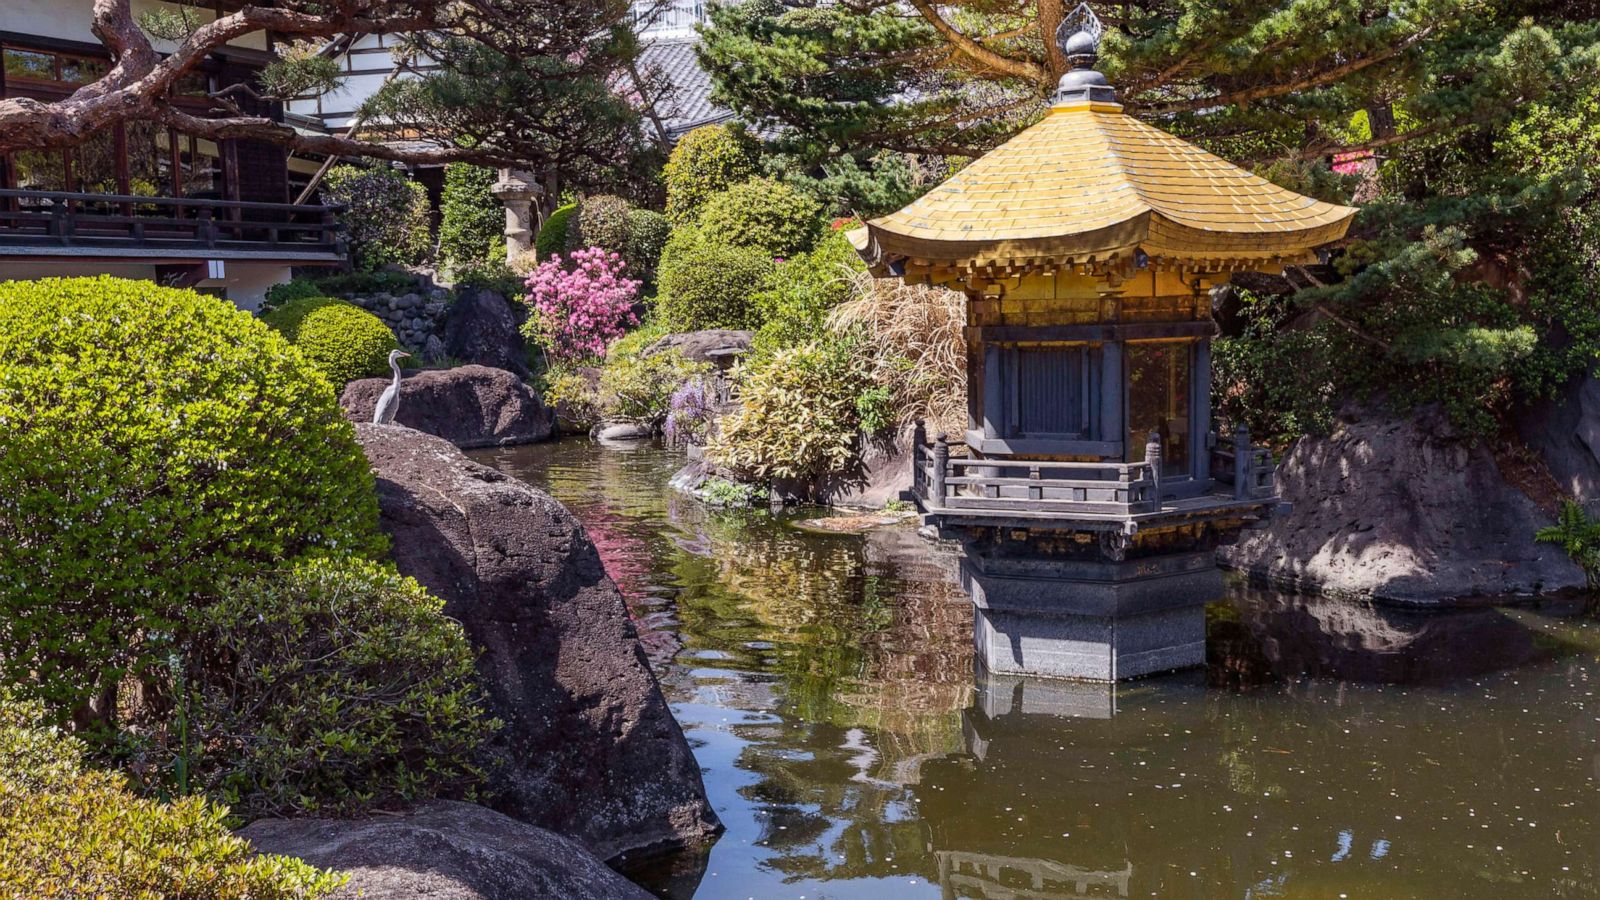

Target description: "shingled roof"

left=855, top=98, right=1358, bottom=281
left=638, top=38, right=734, bottom=141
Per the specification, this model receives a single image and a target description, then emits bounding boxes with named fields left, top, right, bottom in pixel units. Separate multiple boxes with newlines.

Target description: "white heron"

left=372, top=350, right=411, bottom=425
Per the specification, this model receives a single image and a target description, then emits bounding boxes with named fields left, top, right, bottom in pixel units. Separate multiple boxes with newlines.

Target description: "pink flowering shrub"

left=523, top=247, right=640, bottom=362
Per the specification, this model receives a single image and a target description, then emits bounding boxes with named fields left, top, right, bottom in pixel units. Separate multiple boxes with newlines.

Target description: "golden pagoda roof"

left=853, top=99, right=1358, bottom=283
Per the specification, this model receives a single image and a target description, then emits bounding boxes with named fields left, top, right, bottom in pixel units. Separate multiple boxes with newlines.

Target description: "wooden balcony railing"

left=0, top=189, right=346, bottom=258
left=911, top=422, right=1275, bottom=524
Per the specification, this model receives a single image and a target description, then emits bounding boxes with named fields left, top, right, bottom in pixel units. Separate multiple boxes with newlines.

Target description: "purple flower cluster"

left=665, top=376, right=717, bottom=446
left=525, top=247, right=640, bottom=362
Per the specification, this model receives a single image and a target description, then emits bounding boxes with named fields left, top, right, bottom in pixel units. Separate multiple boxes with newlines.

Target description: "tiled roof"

left=639, top=38, right=734, bottom=140
left=858, top=100, right=1358, bottom=276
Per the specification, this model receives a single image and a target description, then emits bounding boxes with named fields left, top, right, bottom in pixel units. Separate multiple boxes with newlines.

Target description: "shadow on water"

left=472, top=438, right=1600, bottom=900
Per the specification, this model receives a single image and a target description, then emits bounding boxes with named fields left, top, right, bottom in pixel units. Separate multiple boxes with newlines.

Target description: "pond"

left=471, top=438, right=1600, bottom=900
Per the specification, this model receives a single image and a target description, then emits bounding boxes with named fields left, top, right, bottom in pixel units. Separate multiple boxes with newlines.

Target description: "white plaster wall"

left=200, top=262, right=293, bottom=311
left=6, top=0, right=267, bottom=52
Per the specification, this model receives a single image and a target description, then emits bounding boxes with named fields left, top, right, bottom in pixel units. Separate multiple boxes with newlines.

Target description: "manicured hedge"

left=696, top=177, right=824, bottom=259
left=535, top=203, right=578, bottom=259
left=655, top=227, right=776, bottom=330
left=293, top=303, right=401, bottom=386
left=0, top=277, right=385, bottom=724
left=663, top=124, right=759, bottom=225
left=0, top=691, right=346, bottom=898
left=438, top=163, right=503, bottom=270
left=260, top=293, right=343, bottom=341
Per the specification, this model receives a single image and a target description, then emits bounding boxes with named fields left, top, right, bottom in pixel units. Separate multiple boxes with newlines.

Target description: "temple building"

left=0, top=1, right=347, bottom=305
left=854, top=5, right=1357, bottom=682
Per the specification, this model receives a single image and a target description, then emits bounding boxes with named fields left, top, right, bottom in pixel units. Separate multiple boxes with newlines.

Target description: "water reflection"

left=472, top=439, right=1600, bottom=900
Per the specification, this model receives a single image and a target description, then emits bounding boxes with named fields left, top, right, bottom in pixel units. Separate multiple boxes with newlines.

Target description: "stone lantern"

left=490, top=168, right=545, bottom=260
left=851, top=3, right=1357, bottom=682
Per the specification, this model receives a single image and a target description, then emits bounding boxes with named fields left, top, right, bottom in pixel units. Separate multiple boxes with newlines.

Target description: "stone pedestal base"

left=962, top=550, right=1220, bottom=682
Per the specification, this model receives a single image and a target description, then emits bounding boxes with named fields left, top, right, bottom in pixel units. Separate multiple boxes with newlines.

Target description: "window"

left=1015, top=346, right=1089, bottom=437
left=1126, top=341, right=1193, bottom=477
left=2, top=49, right=54, bottom=81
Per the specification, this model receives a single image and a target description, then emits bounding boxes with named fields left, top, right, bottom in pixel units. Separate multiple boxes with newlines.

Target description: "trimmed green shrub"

left=655, top=227, right=776, bottom=331
left=439, top=163, right=503, bottom=271
left=0, top=691, right=347, bottom=898
left=625, top=208, right=671, bottom=277
left=166, top=558, right=497, bottom=819
left=0, top=276, right=385, bottom=732
left=711, top=339, right=876, bottom=481
left=572, top=194, right=634, bottom=255
left=260, top=293, right=342, bottom=341
left=696, top=178, right=824, bottom=258
left=663, top=123, right=760, bottom=225
left=535, top=203, right=578, bottom=259
left=543, top=367, right=603, bottom=430
left=293, top=303, right=401, bottom=386
left=261, top=277, right=323, bottom=314
left=750, top=227, right=868, bottom=356
left=320, top=164, right=431, bottom=271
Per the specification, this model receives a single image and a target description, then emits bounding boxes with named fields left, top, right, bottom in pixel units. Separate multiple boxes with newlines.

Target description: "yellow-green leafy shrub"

left=696, top=178, right=824, bottom=258
left=656, top=227, right=776, bottom=330
left=750, top=227, right=867, bottom=356
left=544, top=368, right=603, bottom=430
left=625, top=208, right=671, bottom=277
left=164, top=558, right=497, bottom=819
left=260, top=293, right=342, bottom=340
left=663, top=123, right=760, bottom=225
left=0, top=277, right=385, bottom=727
left=711, top=340, right=876, bottom=481
left=0, top=691, right=346, bottom=899
left=293, top=303, right=401, bottom=386
left=599, top=349, right=710, bottom=427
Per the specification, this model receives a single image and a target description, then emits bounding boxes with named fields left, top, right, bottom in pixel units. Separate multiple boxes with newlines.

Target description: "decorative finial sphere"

left=1062, top=28, right=1098, bottom=68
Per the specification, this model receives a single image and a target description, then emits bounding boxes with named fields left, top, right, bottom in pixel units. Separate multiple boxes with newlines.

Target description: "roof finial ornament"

left=1053, top=3, right=1116, bottom=105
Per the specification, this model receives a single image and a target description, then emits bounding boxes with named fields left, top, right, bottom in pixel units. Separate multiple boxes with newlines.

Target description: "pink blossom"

left=523, top=247, right=640, bottom=363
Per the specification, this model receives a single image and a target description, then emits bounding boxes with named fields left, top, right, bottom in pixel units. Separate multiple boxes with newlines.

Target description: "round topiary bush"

left=174, top=558, right=497, bottom=819
left=655, top=227, right=777, bottom=331
left=624, top=208, right=671, bottom=277
left=0, top=276, right=385, bottom=725
left=572, top=194, right=634, bottom=255
left=259, top=293, right=341, bottom=341
left=696, top=178, right=824, bottom=258
left=663, top=123, right=760, bottom=225
left=293, top=303, right=401, bottom=386
left=535, top=203, right=578, bottom=259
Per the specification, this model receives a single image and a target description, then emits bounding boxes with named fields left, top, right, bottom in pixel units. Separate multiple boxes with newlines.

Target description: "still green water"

left=471, top=438, right=1600, bottom=900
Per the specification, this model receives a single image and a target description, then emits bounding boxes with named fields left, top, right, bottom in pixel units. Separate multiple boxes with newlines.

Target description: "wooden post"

left=931, top=433, right=950, bottom=508
left=912, top=420, right=927, bottom=498
left=1234, top=422, right=1251, bottom=500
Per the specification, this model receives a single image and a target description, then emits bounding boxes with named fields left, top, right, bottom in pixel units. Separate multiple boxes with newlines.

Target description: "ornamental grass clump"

left=523, top=247, right=641, bottom=363
left=161, top=558, right=498, bottom=819
left=0, top=691, right=347, bottom=898
left=0, top=277, right=385, bottom=729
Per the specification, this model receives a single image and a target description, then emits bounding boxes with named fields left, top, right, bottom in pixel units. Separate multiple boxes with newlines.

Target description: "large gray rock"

left=241, top=800, right=652, bottom=900
left=355, top=424, right=720, bottom=858
left=443, top=289, right=531, bottom=380
left=644, top=329, right=753, bottom=367
left=1219, top=407, right=1585, bottom=605
left=814, top=425, right=916, bottom=509
left=342, top=365, right=553, bottom=450
left=1516, top=369, right=1600, bottom=516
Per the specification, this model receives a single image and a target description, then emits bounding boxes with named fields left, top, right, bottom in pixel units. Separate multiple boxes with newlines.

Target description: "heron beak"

left=398, top=352, right=411, bottom=359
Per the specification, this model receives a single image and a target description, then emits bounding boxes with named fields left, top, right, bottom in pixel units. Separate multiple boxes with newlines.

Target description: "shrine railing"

left=910, top=422, right=1276, bottom=523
